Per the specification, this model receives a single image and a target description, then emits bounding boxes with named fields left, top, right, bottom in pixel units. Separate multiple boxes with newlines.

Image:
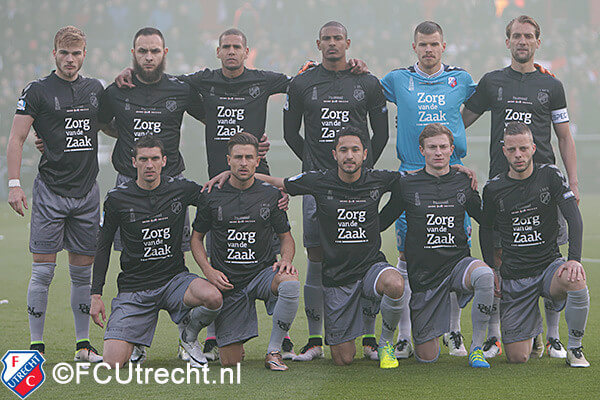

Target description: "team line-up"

left=6, top=16, right=589, bottom=372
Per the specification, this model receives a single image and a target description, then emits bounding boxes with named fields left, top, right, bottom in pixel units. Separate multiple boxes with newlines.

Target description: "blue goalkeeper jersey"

left=381, top=63, right=476, bottom=171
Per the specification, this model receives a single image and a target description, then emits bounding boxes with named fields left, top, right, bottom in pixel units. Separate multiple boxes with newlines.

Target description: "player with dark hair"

left=463, top=15, right=578, bottom=358
left=479, top=122, right=589, bottom=367
left=381, top=20, right=478, bottom=359
left=284, top=21, right=389, bottom=361
left=90, top=136, right=223, bottom=368
left=7, top=26, right=111, bottom=362
left=191, top=132, right=299, bottom=371
left=379, top=123, right=495, bottom=368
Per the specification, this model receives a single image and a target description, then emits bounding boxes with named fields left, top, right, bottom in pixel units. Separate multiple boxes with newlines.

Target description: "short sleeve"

left=283, top=78, right=304, bottom=115
left=546, top=165, right=575, bottom=205
left=270, top=192, right=291, bottom=234
left=464, top=73, right=490, bottom=114
left=549, top=80, right=569, bottom=124
left=365, top=74, right=388, bottom=114
left=267, top=71, right=291, bottom=95
left=462, top=71, right=477, bottom=103
left=15, top=82, right=41, bottom=118
left=380, top=72, right=396, bottom=103
left=283, top=171, right=321, bottom=196
left=97, top=86, right=115, bottom=124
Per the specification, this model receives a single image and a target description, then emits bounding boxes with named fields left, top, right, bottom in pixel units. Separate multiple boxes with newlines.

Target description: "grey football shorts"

left=500, top=258, right=566, bottom=344
left=410, top=257, right=479, bottom=345
left=323, top=262, right=395, bottom=346
left=104, top=271, right=199, bottom=347
left=494, top=206, right=567, bottom=248
left=302, top=195, right=321, bottom=248
left=29, top=175, right=99, bottom=256
left=214, top=266, right=278, bottom=347
left=113, top=173, right=191, bottom=252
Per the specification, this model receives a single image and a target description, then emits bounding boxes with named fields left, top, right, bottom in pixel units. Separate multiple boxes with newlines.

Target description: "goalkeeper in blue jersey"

left=381, top=21, right=483, bottom=360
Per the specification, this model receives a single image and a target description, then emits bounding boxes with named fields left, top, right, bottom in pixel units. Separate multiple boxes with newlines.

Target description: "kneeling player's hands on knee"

left=558, top=260, right=586, bottom=283
left=90, top=295, right=106, bottom=328
left=272, top=260, right=297, bottom=276
left=8, top=187, right=28, bottom=216
left=205, top=267, right=234, bottom=291
left=278, top=191, right=289, bottom=211
left=258, top=134, right=270, bottom=157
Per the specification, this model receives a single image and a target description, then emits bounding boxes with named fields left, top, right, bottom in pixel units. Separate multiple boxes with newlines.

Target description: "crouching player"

left=90, top=136, right=223, bottom=367
left=191, top=133, right=300, bottom=371
left=480, top=122, right=589, bottom=367
left=380, top=123, right=495, bottom=368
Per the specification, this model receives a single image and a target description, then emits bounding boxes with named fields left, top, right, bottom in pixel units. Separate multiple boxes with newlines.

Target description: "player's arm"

left=283, top=82, right=304, bottom=160
left=6, top=114, right=34, bottom=216
left=464, top=188, right=483, bottom=224
left=99, top=120, right=118, bottom=138
left=367, top=80, right=389, bottom=164
left=379, top=178, right=405, bottom=231
left=461, top=107, right=482, bottom=129
left=114, top=67, right=135, bottom=88
left=190, top=230, right=234, bottom=291
left=556, top=198, right=585, bottom=282
left=478, top=185, right=496, bottom=268
left=554, top=122, right=579, bottom=202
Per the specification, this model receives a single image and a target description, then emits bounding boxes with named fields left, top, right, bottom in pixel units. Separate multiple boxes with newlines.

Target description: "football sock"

left=565, top=287, right=589, bottom=349
left=205, top=322, right=216, bottom=340
left=304, top=260, right=324, bottom=338
left=27, top=262, right=55, bottom=343
left=181, top=305, right=221, bottom=343
left=69, top=264, right=92, bottom=342
left=268, top=280, right=300, bottom=353
left=379, top=293, right=404, bottom=347
left=396, top=259, right=411, bottom=341
left=449, top=291, right=462, bottom=333
left=487, top=296, right=501, bottom=339
left=470, top=267, right=494, bottom=352
left=544, top=300, right=561, bottom=340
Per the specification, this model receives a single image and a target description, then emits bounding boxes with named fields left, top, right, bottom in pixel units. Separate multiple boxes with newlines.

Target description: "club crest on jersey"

left=1, top=350, right=46, bottom=399
left=370, top=189, right=380, bottom=201
left=540, top=191, right=551, bottom=205
left=353, top=88, right=365, bottom=101
left=171, top=201, right=182, bottom=214
left=447, top=77, right=457, bottom=88
left=260, top=206, right=270, bottom=220
left=249, top=85, right=260, bottom=98
left=537, top=90, right=549, bottom=105
left=89, top=92, right=98, bottom=108
left=166, top=100, right=177, bottom=112
left=457, top=192, right=466, bottom=205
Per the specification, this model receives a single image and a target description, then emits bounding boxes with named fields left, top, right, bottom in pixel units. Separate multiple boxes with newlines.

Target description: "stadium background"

left=0, top=1, right=599, bottom=399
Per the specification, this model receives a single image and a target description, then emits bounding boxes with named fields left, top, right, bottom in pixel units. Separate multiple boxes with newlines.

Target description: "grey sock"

left=544, top=301, right=561, bottom=340
left=469, top=267, right=494, bottom=352
left=181, top=305, right=221, bottom=343
left=379, top=293, right=404, bottom=347
left=268, top=280, right=300, bottom=353
left=487, top=296, right=501, bottom=339
left=565, top=287, right=589, bottom=349
left=69, top=264, right=92, bottom=342
left=449, top=291, right=462, bottom=332
left=304, top=261, right=324, bottom=337
left=205, top=322, right=216, bottom=339
left=396, top=260, right=412, bottom=341
left=27, top=263, right=55, bottom=343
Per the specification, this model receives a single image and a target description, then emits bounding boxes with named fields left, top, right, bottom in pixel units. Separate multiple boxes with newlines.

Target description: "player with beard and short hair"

left=463, top=15, right=577, bottom=358
left=479, top=122, right=589, bottom=367
left=7, top=26, right=112, bottom=362
left=379, top=123, right=495, bottom=368
left=381, top=20, right=478, bottom=359
left=90, top=136, right=222, bottom=368
left=191, top=133, right=299, bottom=371
left=206, top=127, right=404, bottom=369
left=283, top=21, right=389, bottom=361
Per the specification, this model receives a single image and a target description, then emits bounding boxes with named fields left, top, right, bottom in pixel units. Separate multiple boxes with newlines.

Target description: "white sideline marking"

left=582, top=258, right=600, bottom=263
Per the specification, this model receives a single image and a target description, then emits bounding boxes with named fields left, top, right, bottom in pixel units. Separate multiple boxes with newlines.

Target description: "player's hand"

left=90, top=295, right=106, bottom=328
left=277, top=190, right=289, bottom=211
left=493, top=269, right=502, bottom=298
left=34, top=137, right=44, bottom=153
left=570, top=183, right=580, bottom=205
left=557, top=260, right=586, bottom=283
left=115, top=67, right=135, bottom=88
left=451, top=164, right=478, bottom=190
left=272, top=259, right=298, bottom=276
left=258, top=134, right=270, bottom=158
left=202, top=171, right=231, bottom=193
left=205, top=267, right=234, bottom=291
left=8, top=186, right=28, bottom=216
left=348, top=58, right=368, bottom=74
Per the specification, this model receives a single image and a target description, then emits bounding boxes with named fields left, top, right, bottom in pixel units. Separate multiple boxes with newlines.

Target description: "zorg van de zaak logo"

left=2, top=351, right=46, bottom=399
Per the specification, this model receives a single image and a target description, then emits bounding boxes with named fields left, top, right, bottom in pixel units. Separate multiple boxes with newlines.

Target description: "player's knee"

left=204, top=287, right=223, bottom=310
left=219, top=348, right=243, bottom=367
left=379, top=270, right=404, bottom=299
left=332, top=352, right=353, bottom=366
left=470, top=265, right=494, bottom=290
left=506, top=351, right=529, bottom=364
left=103, top=354, right=128, bottom=369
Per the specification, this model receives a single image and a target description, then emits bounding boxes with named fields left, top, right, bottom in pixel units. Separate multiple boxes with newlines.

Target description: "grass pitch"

left=1, top=197, right=598, bottom=400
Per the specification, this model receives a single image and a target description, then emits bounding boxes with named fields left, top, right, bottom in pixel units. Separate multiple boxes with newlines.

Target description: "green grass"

left=1, top=197, right=599, bottom=400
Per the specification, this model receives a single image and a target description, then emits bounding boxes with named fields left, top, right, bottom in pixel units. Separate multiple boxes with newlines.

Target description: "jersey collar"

left=414, top=63, right=444, bottom=79
left=50, top=70, right=82, bottom=85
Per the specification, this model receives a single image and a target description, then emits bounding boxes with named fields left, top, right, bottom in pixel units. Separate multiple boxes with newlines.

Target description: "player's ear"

left=332, top=148, right=338, bottom=161
left=131, top=156, right=136, bottom=168
left=226, top=154, right=231, bottom=167
left=346, top=38, right=351, bottom=49
left=442, top=41, right=446, bottom=52
left=419, top=146, right=425, bottom=157
left=363, top=147, right=368, bottom=161
left=161, top=155, right=167, bottom=167
left=316, top=39, right=321, bottom=50
left=412, top=42, right=417, bottom=53
left=505, top=38, right=510, bottom=49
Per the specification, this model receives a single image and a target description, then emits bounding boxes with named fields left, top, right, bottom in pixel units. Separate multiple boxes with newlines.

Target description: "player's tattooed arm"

left=558, top=197, right=583, bottom=264
left=7, top=114, right=34, bottom=216
left=273, top=231, right=297, bottom=276
left=190, top=230, right=234, bottom=291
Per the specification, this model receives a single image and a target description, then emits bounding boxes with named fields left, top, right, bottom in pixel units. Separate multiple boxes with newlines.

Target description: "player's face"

left=53, top=43, right=86, bottom=81
left=217, top=35, right=248, bottom=71
left=506, top=22, right=540, bottom=64
left=132, top=34, right=167, bottom=82
left=133, top=146, right=167, bottom=183
left=420, top=134, right=454, bottom=171
left=228, top=144, right=259, bottom=182
left=317, top=26, right=350, bottom=62
left=503, top=133, right=537, bottom=173
left=333, top=135, right=366, bottom=175
left=413, top=32, right=445, bottom=71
